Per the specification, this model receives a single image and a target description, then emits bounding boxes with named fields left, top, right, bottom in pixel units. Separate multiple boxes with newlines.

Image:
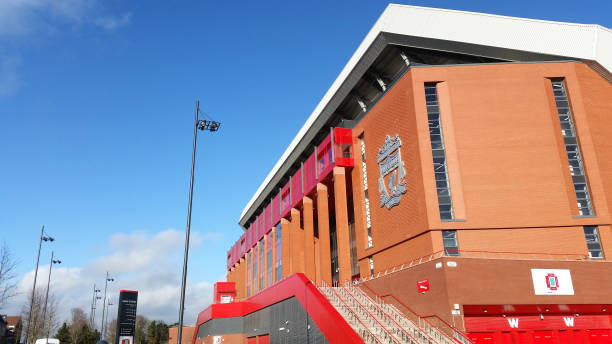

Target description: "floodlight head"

left=197, top=120, right=221, bottom=132
left=53, top=260, right=62, bottom=264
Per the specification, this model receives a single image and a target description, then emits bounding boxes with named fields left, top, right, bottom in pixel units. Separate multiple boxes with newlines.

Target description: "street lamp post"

left=100, top=272, right=114, bottom=339
left=104, top=300, right=113, bottom=341
left=177, top=100, right=221, bottom=344
left=42, top=252, right=61, bottom=344
left=26, top=226, right=54, bottom=344
left=90, top=285, right=101, bottom=328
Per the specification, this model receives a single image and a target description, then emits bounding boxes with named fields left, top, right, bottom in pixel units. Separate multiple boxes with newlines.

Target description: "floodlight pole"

left=26, top=225, right=53, bottom=344
left=177, top=101, right=220, bottom=344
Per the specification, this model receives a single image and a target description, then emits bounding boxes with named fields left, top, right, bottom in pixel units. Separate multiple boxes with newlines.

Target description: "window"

left=259, top=239, right=265, bottom=289
left=424, top=83, right=454, bottom=220
left=267, top=233, right=273, bottom=286
left=275, top=223, right=282, bottom=282
left=359, top=135, right=374, bottom=248
left=442, top=230, right=459, bottom=256
left=551, top=79, right=594, bottom=216
left=584, top=226, right=603, bottom=259
left=369, top=257, right=374, bottom=275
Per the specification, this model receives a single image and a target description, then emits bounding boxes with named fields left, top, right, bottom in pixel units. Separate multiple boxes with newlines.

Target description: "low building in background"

left=195, top=4, right=612, bottom=344
left=168, top=326, right=195, bottom=344
left=5, top=317, right=22, bottom=344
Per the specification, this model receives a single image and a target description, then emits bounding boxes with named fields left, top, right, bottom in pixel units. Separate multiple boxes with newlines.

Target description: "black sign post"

left=115, top=290, right=138, bottom=344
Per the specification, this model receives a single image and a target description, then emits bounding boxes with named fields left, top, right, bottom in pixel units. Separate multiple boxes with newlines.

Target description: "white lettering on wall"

left=507, top=318, right=520, bottom=328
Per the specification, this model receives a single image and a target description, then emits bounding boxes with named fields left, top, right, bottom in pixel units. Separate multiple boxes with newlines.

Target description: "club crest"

left=377, top=135, right=406, bottom=209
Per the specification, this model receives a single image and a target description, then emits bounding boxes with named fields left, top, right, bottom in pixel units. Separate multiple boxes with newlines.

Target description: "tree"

left=0, top=242, right=18, bottom=309
left=69, top=308, right=88, bottom=344
left=134, top=316, right=149, bottom=344
left=105, top=319, right=117, bottom=344
left=155, top=322, right=168, bottom=344
left=147, top=321, right=157, bottom=344
left=21, top=290, right=58, bottom=343
left=56, top=323, right=71, bottom=344
left=146, top=321, right=168, bottom=344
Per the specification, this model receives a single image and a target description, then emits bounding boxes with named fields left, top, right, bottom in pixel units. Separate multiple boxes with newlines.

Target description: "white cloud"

left=94, top=12, right=132, bottom=31
left=3, top=229, right=215, bottom=327
left=0, top=0, right=131, bottom=36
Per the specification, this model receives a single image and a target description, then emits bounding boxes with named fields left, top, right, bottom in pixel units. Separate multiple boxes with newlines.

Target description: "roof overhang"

left=238, top=4, right=612, bottom=228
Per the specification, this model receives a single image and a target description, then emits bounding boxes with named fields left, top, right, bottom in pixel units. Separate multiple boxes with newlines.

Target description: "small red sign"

left=417, top=279, right=430, bottom=293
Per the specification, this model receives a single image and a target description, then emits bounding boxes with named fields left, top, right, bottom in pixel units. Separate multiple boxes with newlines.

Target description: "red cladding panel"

left=317, top=133, right=334, bottom=180
left=258, top=213, right=265, bottom=241
left=265, top=204, right=273, bottom=234
left=281, top=183, right=291, bottom=218
left=272, top=193, right=281, bottom=226
left=291, top=167, right=303, bottom=209
left=333, top=128, right=354, bottom=167
left=265, top=203, right=272, bottom=230
left=303, top=153, right=317, bottom=195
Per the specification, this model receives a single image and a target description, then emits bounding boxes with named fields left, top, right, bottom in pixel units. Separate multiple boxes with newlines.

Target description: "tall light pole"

left=100, top=272, right=114, bottom=339
left=104, top=300, right=113, bottom=341
left=177, top=100, right=221, bottom=344
left=26, top=226, right=54, bottom=344
left=42, top=252, right=61, bottom=344
left=90, top=285, right=101, bottom=328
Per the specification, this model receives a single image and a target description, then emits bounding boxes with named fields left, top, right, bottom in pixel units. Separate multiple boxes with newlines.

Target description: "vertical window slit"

left=425, top=83, right=454, bottom=220
left=551, top=79, right=594, bottom=216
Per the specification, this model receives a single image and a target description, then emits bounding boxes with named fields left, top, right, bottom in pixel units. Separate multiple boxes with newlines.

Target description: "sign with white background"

left=531, top=269, right=574, bottom=295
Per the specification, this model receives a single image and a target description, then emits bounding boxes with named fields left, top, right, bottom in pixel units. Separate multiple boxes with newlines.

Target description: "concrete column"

left=271, top=227, right=277, bottom=284
left=314, top=237, right=321, bottom=284
left=316, top=183, right=332, bottom=285
left=281, top=218, right=291, bottom=278
left=263, top=233, right=268, bottom=289
left=333, top=166, right=352, bottom=284
left=291, top=208, right=305, bottom=274
left=303, top=197, right=316, bottom=281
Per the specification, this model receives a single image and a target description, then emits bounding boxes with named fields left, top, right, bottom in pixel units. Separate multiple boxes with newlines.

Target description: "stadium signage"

left=116, top=290, right=139, bottom=344
left=531, top=269, right=574, bottom=295
left=377, top=135, right=407, bottom=209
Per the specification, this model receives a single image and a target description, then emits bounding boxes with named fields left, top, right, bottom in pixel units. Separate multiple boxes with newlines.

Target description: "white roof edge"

left=239, top=4, right=612, bottom=226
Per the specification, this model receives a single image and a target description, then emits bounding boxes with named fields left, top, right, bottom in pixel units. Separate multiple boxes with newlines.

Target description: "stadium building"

left=193, top=4, right=612, bottom=344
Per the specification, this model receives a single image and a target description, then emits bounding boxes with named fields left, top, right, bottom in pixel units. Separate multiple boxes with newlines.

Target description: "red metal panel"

left=280, top=182, right=291, bottom=218
left=258, top=213, right=265, bottom=241
left=193, top=273, right=364, bottom=344
left=246, top=337, right=257, bottom=344
left=303, top=152, right=317, bottom=195
left=333, top=127, right=354, bottom=167
left=291, top=167, right=303, bottom=209
left=264, top=203, right=273, bottom=233
left=272, top=193, right=281, bottom=226
left=317, top=133, right=334, bottom=180
left=257, top=335, right=269, bottom=344
left=465, top=315, right=612, bottom=331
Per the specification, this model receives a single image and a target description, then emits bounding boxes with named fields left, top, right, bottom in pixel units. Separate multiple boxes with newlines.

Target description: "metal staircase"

left=318, top=283, right=465, bottom=344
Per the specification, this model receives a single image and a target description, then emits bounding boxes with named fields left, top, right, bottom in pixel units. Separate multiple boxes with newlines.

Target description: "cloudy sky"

left=1, top=0, right=610, bottom=330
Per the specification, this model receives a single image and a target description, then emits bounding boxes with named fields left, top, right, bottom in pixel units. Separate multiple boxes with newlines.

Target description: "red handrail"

left=359, top=282, right=470, bottom=343
left=327, top=285, right=384, bottom=344
left=340, top=284, right=412, bottom=344
left=345, top=285, right=424, bottom=344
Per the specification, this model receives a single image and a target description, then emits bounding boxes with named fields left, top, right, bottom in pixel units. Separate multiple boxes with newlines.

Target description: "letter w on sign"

left=563, top=317, right=575, bottom=327
left=507, top=318, right=519, bottom=328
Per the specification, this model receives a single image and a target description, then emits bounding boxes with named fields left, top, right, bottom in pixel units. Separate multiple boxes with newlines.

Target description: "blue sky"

left=1, top=0, right=611, bottom=325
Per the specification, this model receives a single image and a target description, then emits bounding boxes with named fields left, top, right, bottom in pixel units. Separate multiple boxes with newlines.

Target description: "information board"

left=115, top=290, right=138, bottom=344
